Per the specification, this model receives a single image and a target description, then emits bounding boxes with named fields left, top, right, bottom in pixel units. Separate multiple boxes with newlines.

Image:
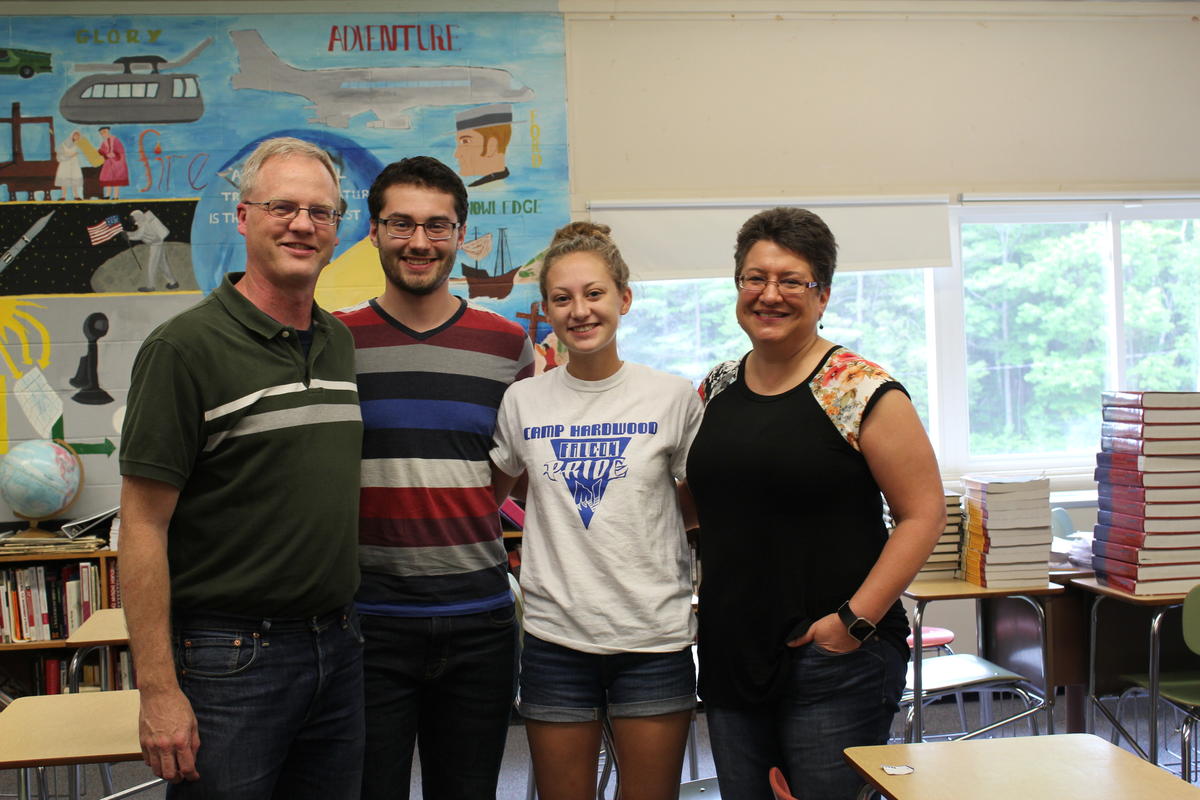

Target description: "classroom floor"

left=1, top=693, right=1194, bottom=799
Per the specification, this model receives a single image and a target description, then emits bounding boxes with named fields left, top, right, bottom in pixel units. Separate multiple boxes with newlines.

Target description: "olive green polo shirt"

left=120, top=273, right=362, bottom=617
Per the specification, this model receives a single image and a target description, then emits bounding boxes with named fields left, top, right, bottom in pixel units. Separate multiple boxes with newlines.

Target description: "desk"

left=62, top=608, right=130, bottom=800
left=977, top=569, right=1092, bottom=732
left=65, top=607, right=128, bottom=692
left=0, top=689, right=143, bottom=800
left=1072, top=576, right=1188, bottom=766
left=904, top=579, right=1064, bottom=741
left=844, top=733, right=1200, bottom=800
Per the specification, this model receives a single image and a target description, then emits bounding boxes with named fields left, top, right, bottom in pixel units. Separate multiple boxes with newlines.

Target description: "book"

left=1102, top=390, right=1200, bottom=409
left=1098, top=497, right=1200, bottom=517
left=961, top=543, right=1049, bottom=564
left=965, top=523, right=1052, bottom=545
left=959, top=572, right=1050, bottom=589
left=107, top=558, right=121, bottom=608
left=1094, top=571, right=1200, bottom=596
left=1103, top=406, right=1200, bottom=424
left=64, top=575, right=81, bottom=637
left=1102, top=436, right=1200, bottom=456
left=1094, top=523, right=1200, bottom=549
left=80, top=562, right=93, bottom=622
left=33, top=566, right=48, bottom=640
left=1102, top=421, right=1200, bottom=440
left=1095, top=467, right=1200, bottom=488
left=1097, top=451, right=1200, bottom=473
left=1098, top=509, right=1200, bottom=533
left=961, top=475, right=1050, bottom=495
left=960, top=501, right=1046, bottom=525
left=42, top=657, right=61, bottom=695
left=1097, top=482, right=1200, bottom=503
left=1092, top=554, right=1200, bottom=581
left=43, top=570, right=63, bottom=640
left=1093, top=538, right=1200, bottom=565
left=961, top=557, right=1048, bottom=577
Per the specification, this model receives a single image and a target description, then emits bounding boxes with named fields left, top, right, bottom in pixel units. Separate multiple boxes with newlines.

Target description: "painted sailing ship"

left=461, top=227, right=520, bottom=299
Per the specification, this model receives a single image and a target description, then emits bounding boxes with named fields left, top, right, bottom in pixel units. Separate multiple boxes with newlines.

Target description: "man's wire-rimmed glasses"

left=244, top=199, right=341, bottom=226
left=735, top=275, right=822, bottom=295
left=375, top=218, right=461, bottom=241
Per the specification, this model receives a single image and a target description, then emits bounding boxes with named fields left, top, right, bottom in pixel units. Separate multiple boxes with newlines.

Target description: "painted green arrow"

left=64, top=439, right=116, bottom=457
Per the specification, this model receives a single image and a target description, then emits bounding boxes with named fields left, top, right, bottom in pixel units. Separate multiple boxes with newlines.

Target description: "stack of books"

left=911, top=492, right=965, bottom=581
left=1093, top=390, right=1200, bottom=595
left=958, top=475, right=1052, bottom=588
left=885, top=493, right=963, bottom=580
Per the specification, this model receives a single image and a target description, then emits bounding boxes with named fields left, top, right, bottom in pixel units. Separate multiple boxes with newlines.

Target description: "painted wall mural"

left=0, top=13, right=568, bottom=523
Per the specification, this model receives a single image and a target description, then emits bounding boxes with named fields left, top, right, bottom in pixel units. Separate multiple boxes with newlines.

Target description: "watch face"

left=849, top=619, right=875, bottom=641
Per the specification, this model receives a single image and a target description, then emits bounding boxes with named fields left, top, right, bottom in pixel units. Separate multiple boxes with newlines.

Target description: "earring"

left=818, top=320, right=824, bottom=330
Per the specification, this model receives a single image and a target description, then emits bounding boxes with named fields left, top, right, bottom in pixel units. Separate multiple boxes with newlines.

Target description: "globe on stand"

left=0, top=439, right=84, bottom=539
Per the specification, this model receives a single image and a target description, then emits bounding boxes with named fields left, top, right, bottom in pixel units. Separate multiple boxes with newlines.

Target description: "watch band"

left=837, top=601, right=877, bottom=643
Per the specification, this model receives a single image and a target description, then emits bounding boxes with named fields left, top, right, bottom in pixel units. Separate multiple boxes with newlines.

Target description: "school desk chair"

left=1114, top=582, right=1200, bottom=781
left=898, top=653, right=1044, bottom=742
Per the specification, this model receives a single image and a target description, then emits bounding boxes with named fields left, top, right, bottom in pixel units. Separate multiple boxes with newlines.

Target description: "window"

left=947, top=201, right=1200, bottom=481
left=620, top=268, right=930, bottom=422
left=603, top=197, right=1200, bottom=487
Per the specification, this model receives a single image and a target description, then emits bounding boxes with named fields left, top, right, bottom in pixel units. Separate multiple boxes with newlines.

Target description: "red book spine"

left=1092, top=555, right=1139, bottom=579
left=1093, top=524, right=1148, bottom=548
left=1098, top=497, right=1200, bottom=518
left=1095, top=571, right=1138, bottom=593
left=43, top=658, right=61, bottom=695
left=1102, top=421, right=1200, bottom=440
left=1091, top=539, right=1140, bottom=563
left=1097, top=483, right=1147, bottom=503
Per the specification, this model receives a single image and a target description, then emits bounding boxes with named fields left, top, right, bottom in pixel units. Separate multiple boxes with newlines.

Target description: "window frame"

left=936, top=199, right=1200, bottom=489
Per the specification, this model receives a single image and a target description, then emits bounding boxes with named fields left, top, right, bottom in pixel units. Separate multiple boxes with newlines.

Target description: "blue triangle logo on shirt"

left=545, top=436, right=632, bottom=528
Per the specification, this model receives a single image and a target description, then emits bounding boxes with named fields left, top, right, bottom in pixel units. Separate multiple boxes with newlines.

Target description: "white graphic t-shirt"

left=490, top=361, right=702, bottom=654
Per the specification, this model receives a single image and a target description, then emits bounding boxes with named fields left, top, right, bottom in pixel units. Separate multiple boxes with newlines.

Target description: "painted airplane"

left=229, top=29, right=535, bottom=130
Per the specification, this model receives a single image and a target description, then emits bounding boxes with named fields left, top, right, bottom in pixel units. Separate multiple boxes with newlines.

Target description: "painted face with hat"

left=453, top=103, right=513, bottom=187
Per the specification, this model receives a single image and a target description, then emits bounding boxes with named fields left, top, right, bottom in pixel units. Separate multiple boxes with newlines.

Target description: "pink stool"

left=907, top=626, right=955, bottom=657
left=904, top=626, right=967, bottom=737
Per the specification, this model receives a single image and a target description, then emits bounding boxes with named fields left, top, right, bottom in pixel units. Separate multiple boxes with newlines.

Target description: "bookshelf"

left=0, top=549, right=120, bottom=697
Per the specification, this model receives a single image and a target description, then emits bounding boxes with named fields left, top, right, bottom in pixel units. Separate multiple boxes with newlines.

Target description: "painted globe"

left=0, top=440, right=82, bottom=521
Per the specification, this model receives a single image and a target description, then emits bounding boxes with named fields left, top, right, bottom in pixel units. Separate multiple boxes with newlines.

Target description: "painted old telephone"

left=69, top=311, right=113, bottom=405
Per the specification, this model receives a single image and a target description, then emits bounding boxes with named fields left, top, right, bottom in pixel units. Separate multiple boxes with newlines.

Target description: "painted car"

left=0, top=48, right=52, bottom=79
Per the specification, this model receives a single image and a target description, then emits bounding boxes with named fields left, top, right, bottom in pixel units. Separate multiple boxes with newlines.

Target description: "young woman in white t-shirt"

left=490, top=222, right=702, bottom=800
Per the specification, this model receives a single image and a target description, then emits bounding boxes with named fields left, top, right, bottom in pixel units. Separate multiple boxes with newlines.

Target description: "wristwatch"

left=837, top=601, right=877, bottom=643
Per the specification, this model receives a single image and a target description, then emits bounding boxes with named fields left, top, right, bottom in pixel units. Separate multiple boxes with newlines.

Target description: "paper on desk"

left=882, top=765, right=914, bottom=775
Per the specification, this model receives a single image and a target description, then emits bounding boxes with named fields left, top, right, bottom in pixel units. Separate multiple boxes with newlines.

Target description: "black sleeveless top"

left=687, top=346, right=910, bottom=708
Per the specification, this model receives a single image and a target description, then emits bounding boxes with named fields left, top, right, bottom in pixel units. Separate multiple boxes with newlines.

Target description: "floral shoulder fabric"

left=813, top=348, right=896, bottom=452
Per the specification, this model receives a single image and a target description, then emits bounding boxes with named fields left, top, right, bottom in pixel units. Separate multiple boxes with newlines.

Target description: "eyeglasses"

left=375, top=218, right=461, bottom=241
left=736, top=275, right=822, bottom=295
left=245, top=199, right=341, bottom=226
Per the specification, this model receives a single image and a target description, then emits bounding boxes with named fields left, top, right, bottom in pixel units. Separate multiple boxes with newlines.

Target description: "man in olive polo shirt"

left=118, top=137, right=364, bottom=799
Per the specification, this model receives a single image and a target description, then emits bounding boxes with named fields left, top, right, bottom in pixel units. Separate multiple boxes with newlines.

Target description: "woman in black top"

left=685, top=207, right=945, bottom=800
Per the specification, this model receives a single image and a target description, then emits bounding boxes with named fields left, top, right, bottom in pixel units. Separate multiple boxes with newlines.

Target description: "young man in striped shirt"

left=336, top=156, right=533, bottom=799
left=119, top=137, right=365, bottom=798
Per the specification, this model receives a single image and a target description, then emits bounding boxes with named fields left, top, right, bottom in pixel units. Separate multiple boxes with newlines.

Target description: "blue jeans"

left=168, top=606, right=365, bottom=800
left=705, top=639, right=905, bottom=800
left=518, top=633, right=696, bottom=722
left=360, top=607, right=518, bottom=800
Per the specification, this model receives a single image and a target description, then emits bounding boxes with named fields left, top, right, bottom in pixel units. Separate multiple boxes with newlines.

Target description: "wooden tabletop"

left=65, top=607, right=128, bottom=647
left=0, top=689, right=142, bottom=767
left=845, top=733, right=1200, bottom=800
left=904, top=578, right=1064, bottom=602
left=1069, top=576, right=1189, bottom=606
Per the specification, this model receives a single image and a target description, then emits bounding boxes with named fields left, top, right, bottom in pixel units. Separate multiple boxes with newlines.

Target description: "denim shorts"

left=518, top=633, right=696, bottom=722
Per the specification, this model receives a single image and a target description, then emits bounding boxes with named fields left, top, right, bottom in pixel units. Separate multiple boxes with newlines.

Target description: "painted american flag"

left=87, top=216, right=124, bottom=246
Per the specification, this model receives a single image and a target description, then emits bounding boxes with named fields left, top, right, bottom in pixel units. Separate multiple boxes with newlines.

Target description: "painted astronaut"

left=127, top=209, right=179, bottom=291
